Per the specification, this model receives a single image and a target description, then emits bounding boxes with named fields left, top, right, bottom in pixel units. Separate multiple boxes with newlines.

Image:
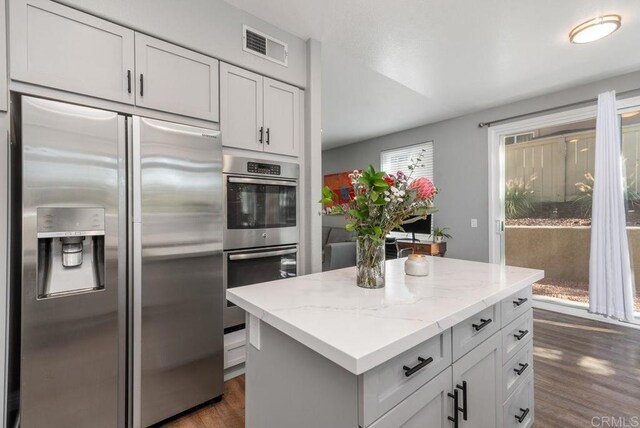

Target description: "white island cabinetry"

left=228, top=258, right=542, bottom=428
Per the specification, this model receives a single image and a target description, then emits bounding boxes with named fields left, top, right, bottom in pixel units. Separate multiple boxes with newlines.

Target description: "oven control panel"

left=247, top=162, right=281, bottom=176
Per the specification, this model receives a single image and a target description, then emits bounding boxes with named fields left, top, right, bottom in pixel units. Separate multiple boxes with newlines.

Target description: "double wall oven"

left=223, top=155, right=299, bottom=330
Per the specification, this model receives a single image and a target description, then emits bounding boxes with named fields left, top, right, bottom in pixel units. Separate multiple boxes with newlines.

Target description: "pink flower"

left=409, top=177, right=436, bottom=201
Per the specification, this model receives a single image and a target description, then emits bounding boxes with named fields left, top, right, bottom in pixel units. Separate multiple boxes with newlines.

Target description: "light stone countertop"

left=227, top=257, right=544, bottom=375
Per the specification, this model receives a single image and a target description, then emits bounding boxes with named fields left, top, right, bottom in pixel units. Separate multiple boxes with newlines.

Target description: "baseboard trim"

left=533, top=299, right=640, bottom=330
left=224, top=363, right=245, bottom=382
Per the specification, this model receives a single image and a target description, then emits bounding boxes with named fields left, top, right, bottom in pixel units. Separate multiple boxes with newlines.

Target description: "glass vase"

left=356, top=236, right=386, bottom=288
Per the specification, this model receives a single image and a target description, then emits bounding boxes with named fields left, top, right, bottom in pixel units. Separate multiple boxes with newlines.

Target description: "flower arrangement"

left=321, top=150, right=437, bottom=288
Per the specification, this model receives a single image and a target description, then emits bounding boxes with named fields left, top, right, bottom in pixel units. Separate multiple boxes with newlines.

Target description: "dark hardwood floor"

left=167, top=309, right=640, bottom=427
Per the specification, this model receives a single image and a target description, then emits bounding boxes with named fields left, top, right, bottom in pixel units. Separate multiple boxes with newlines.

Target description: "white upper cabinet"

left=10, top=0, right=135, bottom=104
left=1, top=0, right=7, bottom=111
left=263, top=77, right=299, bottom=156
left=221, top=62, right=300, bottom=157
left=220, top=62, right=263, bottom=152
left=135, top=34, right=219, bottom=122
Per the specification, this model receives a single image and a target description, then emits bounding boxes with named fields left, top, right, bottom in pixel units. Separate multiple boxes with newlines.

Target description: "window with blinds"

left=380, top=142, right=434, bottom=240
left=380, top=141, right=434, bottom=180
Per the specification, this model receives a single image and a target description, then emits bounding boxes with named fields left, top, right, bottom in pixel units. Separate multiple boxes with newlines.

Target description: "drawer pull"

left=515, top=407, right=530, bottom=423
left=472, top=318, right=492, bottom=331
left=402, top=356, right=433, bottom=377
left=514, top=363, right=529, bottom=376
left=513, top=297, right=528, bottom=307
left=447, top=389, right=459, bottom=428
left=456, top=381, right=468, bottom=420
left=514, top=329, right=529, bottom=341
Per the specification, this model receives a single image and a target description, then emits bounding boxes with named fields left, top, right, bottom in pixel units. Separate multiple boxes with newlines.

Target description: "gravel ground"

left=507, top=218, right=591, bottom=227
left=534, top=277, right=640, bottom=310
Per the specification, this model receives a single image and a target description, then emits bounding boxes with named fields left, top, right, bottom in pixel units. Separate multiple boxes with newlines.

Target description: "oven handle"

left=229, top=248, right=298, bottom=260
left=228, top=176, right=298, bottom=187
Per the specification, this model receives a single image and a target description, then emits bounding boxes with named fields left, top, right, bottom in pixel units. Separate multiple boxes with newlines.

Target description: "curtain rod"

left=477, top=88, right=640, bottom=128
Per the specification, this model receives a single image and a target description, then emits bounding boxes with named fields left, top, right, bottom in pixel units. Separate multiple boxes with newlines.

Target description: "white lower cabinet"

left=452, top=332, right=503, bottom=428
left=503, top=371, right=534, bottom=428
left=359, top=288, right=535, bottom=428
left=369, top=368, right=453, bottom=428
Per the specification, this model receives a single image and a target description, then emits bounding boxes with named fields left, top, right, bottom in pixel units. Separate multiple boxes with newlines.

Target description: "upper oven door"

left=224, top=175, right=298, bottom=249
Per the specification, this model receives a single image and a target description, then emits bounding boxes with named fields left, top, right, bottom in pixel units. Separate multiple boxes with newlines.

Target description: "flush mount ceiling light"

left=569, top=15, right=621, bottom=44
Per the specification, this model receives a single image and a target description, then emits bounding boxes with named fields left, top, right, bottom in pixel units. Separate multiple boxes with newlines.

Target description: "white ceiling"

left=223, top=0, right=640, bottom=149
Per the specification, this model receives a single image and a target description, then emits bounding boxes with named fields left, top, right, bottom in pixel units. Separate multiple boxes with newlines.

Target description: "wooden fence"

left=505, top=124, right=640, bottom=202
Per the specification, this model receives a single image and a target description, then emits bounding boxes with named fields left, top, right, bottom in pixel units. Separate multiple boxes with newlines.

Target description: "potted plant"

left=432, top=227, right=452, bottom=243
left=321, top=150, right=437, bottom=288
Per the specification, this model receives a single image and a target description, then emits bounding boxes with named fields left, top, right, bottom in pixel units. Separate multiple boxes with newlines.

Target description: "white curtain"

left=589, top=90, right=636, bottom=321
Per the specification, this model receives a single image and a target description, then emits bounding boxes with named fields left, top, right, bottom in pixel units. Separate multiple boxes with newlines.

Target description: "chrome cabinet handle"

left=402, top=356, right=433, bottom=377
left=472, top=318, right=492, bottom=331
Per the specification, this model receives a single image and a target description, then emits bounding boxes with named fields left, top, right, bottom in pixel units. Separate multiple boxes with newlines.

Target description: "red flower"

left=409, top=177, right=436, bottom=201
left=383, top=176, right=395, bottom=187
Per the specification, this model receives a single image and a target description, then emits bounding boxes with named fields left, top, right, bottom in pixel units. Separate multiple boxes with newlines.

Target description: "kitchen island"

left=227, top=257, right=543, bottom=428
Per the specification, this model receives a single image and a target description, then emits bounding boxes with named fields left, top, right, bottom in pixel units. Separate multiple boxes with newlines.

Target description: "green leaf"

left=345, top=223, right=355, bottom=231
left=370, top=190, right=378, bottom=201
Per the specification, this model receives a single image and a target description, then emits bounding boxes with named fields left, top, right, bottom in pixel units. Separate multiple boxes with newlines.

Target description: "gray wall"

left=322, top=70, right=640, bottom=262
left=57, top=0, right=307, bottom=88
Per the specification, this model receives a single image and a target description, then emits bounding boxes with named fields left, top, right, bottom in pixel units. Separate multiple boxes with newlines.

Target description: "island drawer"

left=358, top=329, right=452, bottom=427
left=501, top=287, right=533, bottom=327
left=502, top=338, right=533, bottom=404
left=503, top=371, right=534, bottom=428
left=502, top=310, right=533, bottom=362
left=452, top=303, right=501, bottom=361
left=366, top=367, right=452, bottom=428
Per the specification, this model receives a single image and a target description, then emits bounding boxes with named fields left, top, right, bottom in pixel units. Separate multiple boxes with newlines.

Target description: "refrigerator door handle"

left=132, top=222, right=142, bottom=428
left=132, top=118, right=142, bottom=223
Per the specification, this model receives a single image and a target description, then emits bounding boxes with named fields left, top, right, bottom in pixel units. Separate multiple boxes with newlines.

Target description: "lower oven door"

left=223, top=245, right=298, bottom=330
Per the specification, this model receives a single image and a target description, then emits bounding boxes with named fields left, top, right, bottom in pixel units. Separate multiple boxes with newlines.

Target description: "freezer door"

left=19, top=96, right=126, bottom=428
left=132, top=117, right=223, bottom=427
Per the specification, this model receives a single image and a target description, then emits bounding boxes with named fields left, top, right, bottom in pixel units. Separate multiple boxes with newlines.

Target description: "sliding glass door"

left=503, top=118, right=596, bottom=309
left=621, top=108, right=640, bottom=320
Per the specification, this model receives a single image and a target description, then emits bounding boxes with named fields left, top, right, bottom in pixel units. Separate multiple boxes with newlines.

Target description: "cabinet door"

left=452, top=332, right=502, bottom=428
left=0, top=0, right=6, bottom=111
left=135, top=33, right=219, bottom=121
left=220, top=62, right=264, bottom=151
left=264, top=77, right=299, bottom=156
left=10, top=0, right=134, bottom=104
left=369, top=368, right=454, bottom=428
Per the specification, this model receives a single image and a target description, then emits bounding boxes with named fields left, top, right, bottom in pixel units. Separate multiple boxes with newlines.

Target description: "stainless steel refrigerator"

left=13, top=96, right=223, bottom=427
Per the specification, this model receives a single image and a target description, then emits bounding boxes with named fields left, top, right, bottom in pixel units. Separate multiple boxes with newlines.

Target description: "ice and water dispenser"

left=36, top=207, right=106, bottom=298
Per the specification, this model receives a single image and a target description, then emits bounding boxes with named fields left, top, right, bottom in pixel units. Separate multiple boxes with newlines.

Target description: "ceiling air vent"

left=243, top=25, right=288, bottom=67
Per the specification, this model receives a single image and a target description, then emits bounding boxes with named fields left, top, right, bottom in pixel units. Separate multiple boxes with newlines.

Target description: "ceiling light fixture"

left=569, top=15, right=621, bottom=44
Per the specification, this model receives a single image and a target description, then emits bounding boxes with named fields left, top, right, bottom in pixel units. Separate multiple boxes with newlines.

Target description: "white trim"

left=533, top=299, right=640, bottom=330
left=487, top=95, right=640, bottom=263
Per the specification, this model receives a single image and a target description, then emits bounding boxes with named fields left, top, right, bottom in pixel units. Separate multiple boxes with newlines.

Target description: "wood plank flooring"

left=533, top=309, right=640, bottom=427
left=167, top=309, right=640, bottom=427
